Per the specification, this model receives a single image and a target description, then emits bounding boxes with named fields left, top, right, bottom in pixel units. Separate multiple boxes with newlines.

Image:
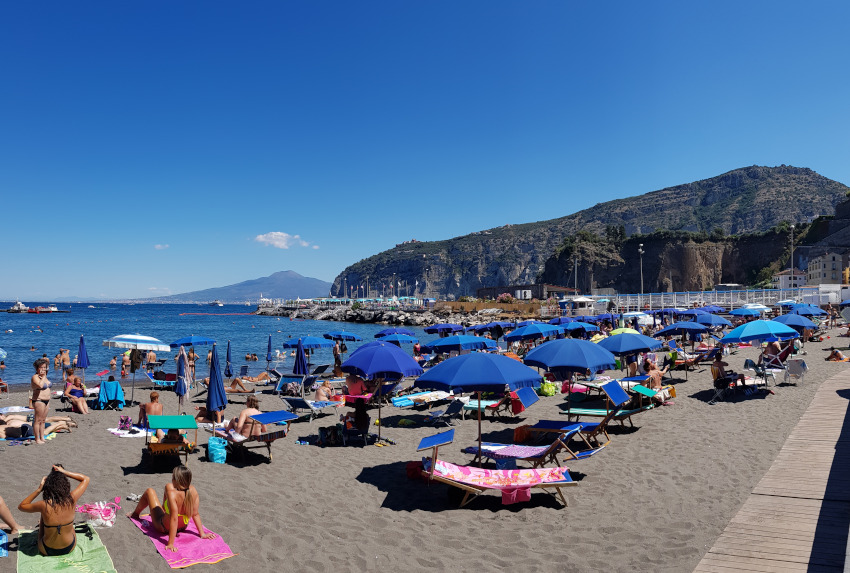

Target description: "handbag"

left=118, top=415, right=133, bottom=431
left=77, top=497, right=121, bottom=528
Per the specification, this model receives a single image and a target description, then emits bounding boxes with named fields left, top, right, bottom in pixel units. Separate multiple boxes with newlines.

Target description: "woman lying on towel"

left=18, top=465, right=90, bottom=556
left=0, top=415, right=75, bottom=439
left=199, top=377, right=255, bottom=393
left=127, top=465, right=216, bottom=552
left=826, top=348, right=847, bottom=361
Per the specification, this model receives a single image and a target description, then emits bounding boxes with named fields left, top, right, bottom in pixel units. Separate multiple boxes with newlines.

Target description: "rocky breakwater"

left=255, top=304, right=486, bottom=328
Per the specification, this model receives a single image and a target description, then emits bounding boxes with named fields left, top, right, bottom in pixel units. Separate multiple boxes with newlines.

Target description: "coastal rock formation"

left=333, top=166, right=849, bottom=299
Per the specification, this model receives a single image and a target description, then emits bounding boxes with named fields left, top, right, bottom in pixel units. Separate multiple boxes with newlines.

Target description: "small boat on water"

left=28, top=305, right=60, bottom=314
left=209, top=300, right=224, bottom=307
left=8, top=300, right=29, bottom=313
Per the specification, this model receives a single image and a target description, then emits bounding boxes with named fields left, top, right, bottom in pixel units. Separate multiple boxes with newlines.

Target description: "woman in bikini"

left=127, top=465, right=216, bottom=552
left=63, top=371, right=89, bottom=415
left=18, top=465, right=89, bottom=556
left=0, top=415, right=74, bottom=439
left=30, top=358, right=52, bottom=444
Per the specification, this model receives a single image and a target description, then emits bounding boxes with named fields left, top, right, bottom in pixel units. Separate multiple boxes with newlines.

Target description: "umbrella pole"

left=130, top=371, right=136, bottom=406
left=477, top=391, right=483, bottom=467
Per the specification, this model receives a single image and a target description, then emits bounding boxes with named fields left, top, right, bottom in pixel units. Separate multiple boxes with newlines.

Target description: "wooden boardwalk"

left=695, top=369, right=850, bottom=572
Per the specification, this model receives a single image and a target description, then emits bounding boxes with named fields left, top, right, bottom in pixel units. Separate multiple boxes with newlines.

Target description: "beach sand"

left=2, top=330, right=848, bottom=572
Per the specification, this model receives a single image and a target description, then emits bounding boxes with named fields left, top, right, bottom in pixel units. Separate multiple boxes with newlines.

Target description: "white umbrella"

left=102, top=334, right=170, bottom=404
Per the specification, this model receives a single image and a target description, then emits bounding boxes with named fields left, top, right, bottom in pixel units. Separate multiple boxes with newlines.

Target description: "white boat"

left=8, top=300, right=28, bottom=313
left=209, top=300, right=224, bottom=307
left=46, top=305, right=59, bottom=312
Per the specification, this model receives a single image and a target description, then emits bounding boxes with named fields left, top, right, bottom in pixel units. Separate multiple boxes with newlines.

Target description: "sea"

left=0, top=303, right=436, bottom=388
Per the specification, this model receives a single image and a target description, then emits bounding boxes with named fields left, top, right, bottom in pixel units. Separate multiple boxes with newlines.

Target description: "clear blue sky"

left=2, top=1, right=848, bottom=300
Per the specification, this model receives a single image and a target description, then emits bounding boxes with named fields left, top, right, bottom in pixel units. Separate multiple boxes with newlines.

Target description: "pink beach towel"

left=129, top=515, right=236, bottom=568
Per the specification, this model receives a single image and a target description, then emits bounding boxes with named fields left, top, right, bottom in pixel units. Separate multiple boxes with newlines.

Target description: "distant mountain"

left=152, top=271, right=332, bottom=303
left=333, top=165, right=850, bottom=298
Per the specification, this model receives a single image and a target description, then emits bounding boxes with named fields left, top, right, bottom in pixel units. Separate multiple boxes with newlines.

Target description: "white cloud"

left=255, top=231, right=316, bottom=249
left=154, top=244, right=170, bottom=250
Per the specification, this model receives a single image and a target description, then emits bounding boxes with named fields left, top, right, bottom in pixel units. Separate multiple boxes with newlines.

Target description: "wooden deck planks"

left=695, top=370, right=850, bottom=572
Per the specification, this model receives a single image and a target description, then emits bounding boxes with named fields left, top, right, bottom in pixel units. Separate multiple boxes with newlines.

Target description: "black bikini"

left=40, top=520, right=76, bottom=556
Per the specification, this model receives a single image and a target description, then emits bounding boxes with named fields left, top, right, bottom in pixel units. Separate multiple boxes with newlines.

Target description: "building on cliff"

left=476, top=283, right=577, bottom=301
left=807, top=252, right=846, bottom=286
left=772, top=269, right=807, bottom=289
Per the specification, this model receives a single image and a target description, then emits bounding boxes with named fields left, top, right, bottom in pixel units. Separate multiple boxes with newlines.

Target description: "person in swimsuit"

left=224, top=395, right=266, bottom=438
left=18, top=465, right=89, bottom=556
left=127, top=465, right=216, bottom=552
left=0, top=495, right=21, bottom=535
left=138, top=391, right=163, bottom=428
left=0, top=414, right=74, bottom=439
left=30, top=358, right=52, bottom=444
left=63, top=370, right=89, bottom=415
left=315, top=380, right=335, bottom=402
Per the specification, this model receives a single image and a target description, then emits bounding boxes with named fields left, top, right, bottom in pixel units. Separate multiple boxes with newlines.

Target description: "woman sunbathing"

left=223, top=395, right=266, bottom=438
left=826, top=348, right=847, bottom=361
left=0, top=415, right=75, bottom=439
left=315, top=380, right=335, bottom=401
left=127, top=465, right=216, bottom=552
left=198, top=377, right=255, bottom=393
left=18, top=465, right=89, bottom=556
left=63, top=374, right=89, bottom=415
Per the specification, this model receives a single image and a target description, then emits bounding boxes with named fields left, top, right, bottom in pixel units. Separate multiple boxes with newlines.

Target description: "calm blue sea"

left=0, top=303, right=435, bottom=387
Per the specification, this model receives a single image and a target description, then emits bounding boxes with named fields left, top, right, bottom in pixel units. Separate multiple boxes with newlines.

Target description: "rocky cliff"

left=334, top=166, right=849, bottom=298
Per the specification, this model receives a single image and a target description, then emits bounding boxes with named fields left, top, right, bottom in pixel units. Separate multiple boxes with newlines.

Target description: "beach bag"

left=539, top=382, right=557, bottom=397
left=318, top=426, right=341, bottom=447
left=207, top=436, right=227, bottom=463
left=77, top=497, right=121, bottom=528
left=118, top=416, right=133, bottom=431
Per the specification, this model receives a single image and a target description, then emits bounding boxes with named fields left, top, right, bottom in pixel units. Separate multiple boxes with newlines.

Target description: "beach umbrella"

left=676, top=309, right=709, bottom=319
left=515, top=320, right=544, bottom=327
left=839, top=300, right=850, bottom=308
left=423, top=323, right=464, bottom=336
left=175, top=345, right=188, bottom=414
left=205, top=343, right=227, bottom=424
left=76, top=335, right=90, bottom=384
left=729, top=308, right=761, bottom=317
left=224, top=340, right=233, bottom=379
left=0, top=347, right=6, bottom=361
left=169, top=335, right=215, bottom=348
left=503, top=323, right=565, bottom=342
left=695, top=314, right=732, bottom=328
left=597, top=332, right=663, bottom=355
left=701, top=305, right=726, bottom=313
left=341, top=341, right=424, bottom=440
left=772, top=314, right=816, bottom=333
left=293, top=338, right=309, bottom=373
left=323, top=331, right=363, bottom=341
left=374, top=327, right=416, bottom=338
left=720, top=320, right=799, bottom=344
left=422, top=335, right=496, bottom=354
left=789, top=305, right=827, bottom=317
left=524, top=338, right=617, bottom=373
left=649, top=308, right=683, bottom=315
left=379, top=334, right=418, bottom=346
left=653, top=322, right=709, bottom=338
left=548, top=317, right=574, bottom=325
left=266, top=335, right=273, bottom=372
left=282, top=336, right=333, bottom=349
left=414, top=353, right=542, bottom=462
left=563, top=322, right=600, bottom=335
left=102, top=333, right=170, bottom=405
left=609, top=327, right=640, bottom=336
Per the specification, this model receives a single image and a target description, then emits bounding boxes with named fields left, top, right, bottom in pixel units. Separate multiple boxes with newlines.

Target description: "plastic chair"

left=784, top=359, right=808, bottom=385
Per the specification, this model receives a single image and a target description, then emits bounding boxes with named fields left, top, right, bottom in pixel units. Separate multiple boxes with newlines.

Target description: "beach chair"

left=461, top=387, right=539, bottom=420
left=280, top=396, right=342, bottom=423
left=274, top=374, right=317, bottom=397
left=145, top=372, right=176, bottom=389
left=463, top=427, right=604, bottom=468
left=310, top=364, right=331, bottom=376
left=416, top=430, right=576, bottom=508
left=425, top=400, right=464, bottom=426
left=744, top=359, right=777, bottom=386
left=145, top=415, right=198, bottom=466
left=212, top=410, right=297, bottom=462
left=94, top=379, right=125, bottom=411
left=709, top=364, right=737, bottom=404
left=763, top=344, right=793, bottom=369
left=238, top=365, right=250, bottom=378
left=784, top=359, right=808, bottom=385
left=561, top=380, right=651, bottom=430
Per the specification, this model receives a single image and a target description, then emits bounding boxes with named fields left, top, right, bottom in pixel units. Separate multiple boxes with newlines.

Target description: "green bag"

left=539, top=381, right=557, bottom=396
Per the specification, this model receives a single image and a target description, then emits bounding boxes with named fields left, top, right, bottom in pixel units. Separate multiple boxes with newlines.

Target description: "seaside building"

left=771, top=268, right=807, bottom=289
left=476, top=283, right=577, bottom=301
left=807, top=252, right=845, bottom=285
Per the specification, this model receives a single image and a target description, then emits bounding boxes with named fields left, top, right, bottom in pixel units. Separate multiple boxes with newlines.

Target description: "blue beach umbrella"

left=597, top=332, right=663, bottom=356
left=701, top=305, right=726, bottom=313
left=205, top=343, right=227, bottom=422
left=524, top=338, right=617, bottom=374
left=676, top=309, right=709, bottom=319
left=789, top=305, right=827, bottom=317
left=374, top=327, right=416, bottom=338
left=729, top=308, right=762, bottom=317
left=380, top=334, right=418, bottom=346
left=563, top=321, right=600, bottom=335
left=503, top=323, right=565, bottom=342
left=323, top=331, right=363, bottom=342
left=653, top=322, right=709, bottom=338
left=423, top=323, right=464, bottom=336
left=516, top=320, right=545, bottom=327
left=224, top=340, right=233, bottom=379
left=772, top=314, right=816, bottom=333
left=76, top=335, right=90, bottom=383
left=695, top=314, right=732, bottom=328
left=282, top=336, right=334, bottom=349
left=422, top=335, right=496, bottom=354
left=720, top=320, right=799, bottom=344
left=414, top=353, right=542, bottom=461
left=548, top=317, right=574, bottom=325
left=175, top=345, right=188, bottom=414
left=169, top=335, right=216, bottom=348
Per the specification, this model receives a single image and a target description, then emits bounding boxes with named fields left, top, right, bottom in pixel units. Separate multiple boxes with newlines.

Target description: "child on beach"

left=127, top=466, right=216, bottom=553
left=18, top=465, right=90, bottom=556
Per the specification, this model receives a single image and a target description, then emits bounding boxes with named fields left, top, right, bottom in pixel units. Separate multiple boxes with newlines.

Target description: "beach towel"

left=129, top=515, right=236, bottom=568
left=16, top=525, right=117, bottom=573
left=106, top=425, right=151, bottom=438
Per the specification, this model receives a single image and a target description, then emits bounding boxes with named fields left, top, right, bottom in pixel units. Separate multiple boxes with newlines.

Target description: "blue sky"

left=2, top=1, right=849, bottom=300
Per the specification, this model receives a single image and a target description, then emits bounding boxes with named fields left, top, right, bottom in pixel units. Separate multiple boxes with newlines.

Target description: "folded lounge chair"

left=212, top=410, right=297, bottom=462
left=417, top=430, right=576, bottom=507
left=462, top=427, right=604, bottom=468
left=281, top=396, right=343, bottom=423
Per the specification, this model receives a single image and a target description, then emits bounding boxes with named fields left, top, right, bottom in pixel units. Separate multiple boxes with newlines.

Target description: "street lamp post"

left=789, top=225, right=795, bottom=294
left=638, top=243, right=645, bottom=303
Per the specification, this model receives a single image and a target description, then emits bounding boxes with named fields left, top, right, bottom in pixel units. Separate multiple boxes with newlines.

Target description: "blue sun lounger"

left=560, top=380, right=651, bottom=430
left=280, top=396, right=342, bottom=423
left=211, top=410, right=298, bottom=462
left=461, top=386, right=540, bottom=420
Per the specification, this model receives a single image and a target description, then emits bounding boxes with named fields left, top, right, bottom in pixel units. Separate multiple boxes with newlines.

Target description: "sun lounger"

left=417, top=430, right=577, bottom=507
left=145, top=415, right=198, bottom=465
left=280, top=396, right=343, bottom=423
left=784, top=359, right=808, bottom=385
left=212, top=410, right=298, bottom=462
left=461, top=387, right=540, bottom=420
left=561, top=380, right=650, bottom=430
left=425, top=399, right=464, bottom=426
left=462, top=427, right=605, bottom=468
left=145, top=371, right=176, bottom=389
left=311, top=364, right=332, bottom=376
left=393, top=391, right=452, bottom=408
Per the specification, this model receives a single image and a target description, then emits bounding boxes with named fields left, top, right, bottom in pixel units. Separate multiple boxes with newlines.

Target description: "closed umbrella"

left=414, top=353, right=542, bottom=463
left=76, top=335, right=90, bottom=384
left=293, top=338, right=309, bottom=376
left=205, top=343, right=227, bottom=425
left=224, top=340, right=233, bottom=379
left=266, top=335, right=273, bottom=372
left=341, top=341, right=424, bottom=440
left=175, top=346, right=188, bottom=414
